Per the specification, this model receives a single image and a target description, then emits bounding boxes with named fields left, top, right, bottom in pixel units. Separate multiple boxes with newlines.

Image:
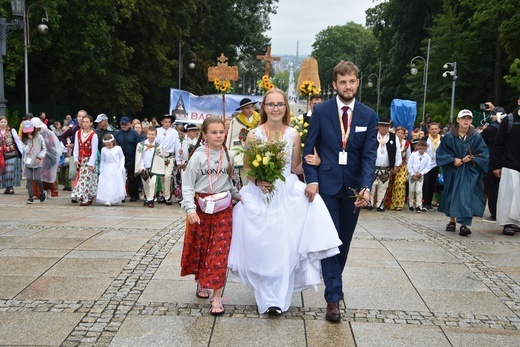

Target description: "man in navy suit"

left=303, top=61, right=378, bottom=321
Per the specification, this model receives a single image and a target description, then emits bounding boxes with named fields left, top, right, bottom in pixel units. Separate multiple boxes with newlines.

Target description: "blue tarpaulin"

left=390, top=99, right=417, bottom=139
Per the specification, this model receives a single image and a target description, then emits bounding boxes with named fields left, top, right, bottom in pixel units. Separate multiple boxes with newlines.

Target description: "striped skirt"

left=0, top=157, right=22, bottom=188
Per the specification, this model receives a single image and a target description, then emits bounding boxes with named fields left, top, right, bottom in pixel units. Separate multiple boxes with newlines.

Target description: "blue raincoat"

left=436, top=126, right=489, bottom=225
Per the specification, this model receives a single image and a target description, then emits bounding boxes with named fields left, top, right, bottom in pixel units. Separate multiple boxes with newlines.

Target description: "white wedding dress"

left=228, top=126, right=341, bottom=314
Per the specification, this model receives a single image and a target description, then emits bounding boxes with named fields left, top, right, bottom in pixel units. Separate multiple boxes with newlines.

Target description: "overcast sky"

left=266, top=0, right=375, bottom=55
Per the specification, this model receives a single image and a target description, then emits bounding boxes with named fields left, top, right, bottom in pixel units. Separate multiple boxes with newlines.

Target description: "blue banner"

left=169, top=89, right=263, bottom=124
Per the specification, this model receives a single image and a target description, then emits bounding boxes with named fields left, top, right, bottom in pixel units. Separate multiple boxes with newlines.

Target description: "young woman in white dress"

left=228, top=88, right=342, bottom=315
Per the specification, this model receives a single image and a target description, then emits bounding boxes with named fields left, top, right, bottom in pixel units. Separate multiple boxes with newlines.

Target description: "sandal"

left=210, top=297, right=227, bottom=316
left=445, top=222, right=456, bottom=232
left=196, top=282, right=211, bottom=299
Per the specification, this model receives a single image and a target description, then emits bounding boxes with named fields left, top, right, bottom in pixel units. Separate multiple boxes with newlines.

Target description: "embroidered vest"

left=1, top=128, right=17, bottom=154
left=78, top=130, right=95, bottom=159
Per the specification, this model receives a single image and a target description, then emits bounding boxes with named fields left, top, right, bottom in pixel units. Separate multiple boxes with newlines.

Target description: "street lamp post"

left=410, top=38, right=430, bottom=123
left=443, top=61, right=457, bottom=124
left=178, top=40, right=196, bottom=91
left=367, top=61, right=382, bottom=114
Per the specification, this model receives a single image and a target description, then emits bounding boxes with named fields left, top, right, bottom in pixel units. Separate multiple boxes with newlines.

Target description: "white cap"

left=95, top=113, right=109, bottom=123
left=31, top=117, right=44, bottom=128
left=457, top=109, right=473, bottom=118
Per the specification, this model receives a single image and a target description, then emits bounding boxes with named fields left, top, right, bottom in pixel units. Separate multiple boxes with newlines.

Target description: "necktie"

left=341, top=106, right=350, bottom=131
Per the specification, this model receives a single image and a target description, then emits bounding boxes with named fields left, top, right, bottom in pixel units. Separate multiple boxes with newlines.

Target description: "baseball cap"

left=457, top=109, right=473, bottom=118
left=95, top=113, right=109, bottom=123
left=120, top=116, right=131, bottom=124
left=22, top=120, right=34, bottom=133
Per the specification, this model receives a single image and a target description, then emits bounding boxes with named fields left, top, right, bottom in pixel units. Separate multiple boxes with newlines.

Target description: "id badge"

left=205, top=201, right=215, bottom=214
left=25, top=158, right=32, bottom=165
left=338, top=151, right=348, bottom=165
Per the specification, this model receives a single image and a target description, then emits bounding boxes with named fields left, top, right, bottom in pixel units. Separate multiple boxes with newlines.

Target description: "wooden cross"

left=207, top=53, right=239, bottom=81
left=256, top=46, right=280, bottom=77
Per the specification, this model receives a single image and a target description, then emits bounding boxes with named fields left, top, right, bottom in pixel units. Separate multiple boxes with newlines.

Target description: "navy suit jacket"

left=303, top=98, right=378, bottom=196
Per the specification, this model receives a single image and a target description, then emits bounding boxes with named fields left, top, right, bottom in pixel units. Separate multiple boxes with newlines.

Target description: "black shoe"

left=157, top=196, right=166, bottom=203
left=267, top=306, right=282, bottom=316
left=503, top=224, right=517, bottom=236
left=445, top=222, right=456, bottom=232
left=416, top=207, right=421, bottom=213
left=409, top=206, right=414, bottom=212
left=130, top=197, right=137, bottom=202
left=459, top=225, right=472, bottom=236
left=376, top=207, right=385, bottom=212
left=165, top=199, right=173, bottom=206
left=366, top=206, right=373, bottom=211
left=39, top=191, right=47, bottom=203
left=71, top=199, right=78, bottom=203
left=148, top=201, right=154, bottom=208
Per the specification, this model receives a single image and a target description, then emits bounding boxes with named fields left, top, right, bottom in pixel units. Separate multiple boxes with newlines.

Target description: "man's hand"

left=454, top=158, right=463, bottom=167
left=493, top=169, right=501, bottom=178
left=305, top=184, right=319, bottom=202
left=354, top=189, right=370, bottom=208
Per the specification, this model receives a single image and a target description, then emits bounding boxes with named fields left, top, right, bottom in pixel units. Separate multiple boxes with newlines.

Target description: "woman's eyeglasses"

left=265, top=103, right=286, bottom=110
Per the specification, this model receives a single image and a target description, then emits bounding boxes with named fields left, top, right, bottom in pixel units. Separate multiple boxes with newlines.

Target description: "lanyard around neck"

left=206, top=146, right=223, bottom=193
left=338, top=108, right=353, bottom=150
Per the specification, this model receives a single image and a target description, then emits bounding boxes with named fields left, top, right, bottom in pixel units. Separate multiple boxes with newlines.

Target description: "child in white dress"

left=96, top=134, right=126, bottom=206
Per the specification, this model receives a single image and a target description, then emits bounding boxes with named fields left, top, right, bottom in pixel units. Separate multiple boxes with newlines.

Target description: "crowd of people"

left=0, top=60, right=519, bottom=322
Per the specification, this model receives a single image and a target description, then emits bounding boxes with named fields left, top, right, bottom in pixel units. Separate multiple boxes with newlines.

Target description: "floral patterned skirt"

left=389, top=164, right=408, bottom=210
left=180, top=193, right=233, bottom=289
left=71, top=158, right=98, bottom=202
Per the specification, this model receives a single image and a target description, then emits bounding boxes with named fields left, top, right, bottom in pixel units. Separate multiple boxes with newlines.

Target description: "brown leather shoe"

left=325, top=302, right=341, bottom=322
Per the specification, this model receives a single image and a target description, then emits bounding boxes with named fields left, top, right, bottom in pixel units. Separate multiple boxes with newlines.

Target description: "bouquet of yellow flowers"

left=299, top=80, right=321, bottom=98
left=257, top=74, right=275, bottom=94
left=290, top=114, right=309, bottom=148
left=238, top=139, right=287, bottom=193
left=213, top=77, right=233, bottom=94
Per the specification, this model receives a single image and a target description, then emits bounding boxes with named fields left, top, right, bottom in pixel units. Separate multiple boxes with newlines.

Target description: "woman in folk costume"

left=436, top=110, right=489, bottom=236
left=134, top=127, right=166, bottom=207
left=96, top=134, right=127, bottom=206
left=71, top=115, right=99, bottom=206
left=387, top=126, right=412, bottom=210
left=0, top=115, right=23, bottom=194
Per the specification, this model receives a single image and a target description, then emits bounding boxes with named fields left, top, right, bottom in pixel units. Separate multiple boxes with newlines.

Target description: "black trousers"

left=422, top=166, right=439, bottom=207
left=126, top=163, right=138, bottom=199
left=483, top=169, right=500, bottom=218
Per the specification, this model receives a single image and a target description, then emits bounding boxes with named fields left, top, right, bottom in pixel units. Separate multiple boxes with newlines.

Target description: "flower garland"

left=213, top=77, right=233, bottom=94
left=257, top=74, right=275, bottom=94
left=299, top=80, right=321, bottom=98
left=290, top=113, right=309, bottom=148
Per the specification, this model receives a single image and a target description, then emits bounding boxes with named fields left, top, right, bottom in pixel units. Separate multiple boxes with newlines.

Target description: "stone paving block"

left=0, top=311, right=84, bottom=345
left=139, top=279, right=205, bottom=304
left=443, top=326, right=520, bottom=347
left=110, top=315, right=213, bottom=347
left=17, top=276, right=114, bottom=301
left=399, top=262, right=489, bottom=292
left=210, top=316, right=306, bottom=347
left=11, top=236, right=86, bottom=250
left=346, top=247, right=395, bottom=261
left=65, top=250, right=135, bottom=260
left=418, top=290, right=514, bottom=316
left=0, top=248, right=68, bottom=258
left=44, top=258, right=129, bottom=278
left=96, top=229, right=159, bottom=240
left=305, top=319, right=356, bottom=347
left=35, top=228, right=102, bottom=239
left=0, top=275, right=38, bottom=299
left=345, top=286, right=428, bottom=312
left=0, top=256, right=60, bottom=276
left=343, top=267, right=413, bottom=288
left=352, top=321, right=450, bottom=347
left=76, top=238, right=148, bottom=252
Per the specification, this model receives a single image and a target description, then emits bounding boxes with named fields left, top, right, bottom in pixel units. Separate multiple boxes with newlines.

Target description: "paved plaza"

left=1, top=188, right=520, bottom=346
